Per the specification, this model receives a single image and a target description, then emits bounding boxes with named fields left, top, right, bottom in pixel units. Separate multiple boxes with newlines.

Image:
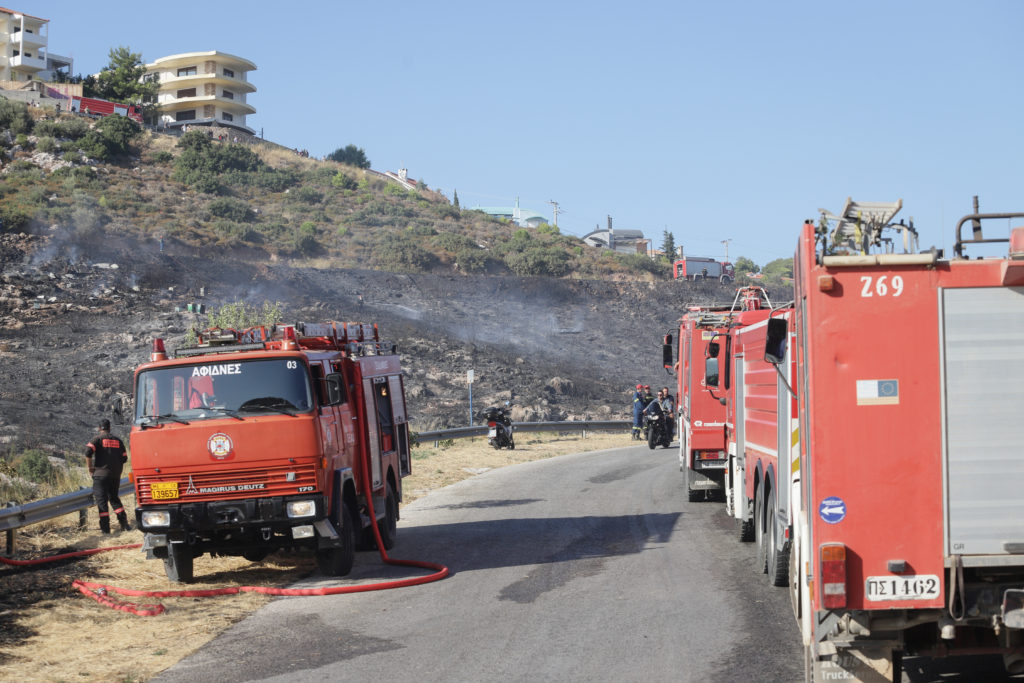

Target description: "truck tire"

left=738, top=499, right=755, bottom=542
left=755, top=487, right=768, bottom=574
left=163, top=542, right=194, bottom=583
left=317, top=502, right=356, bottom=576
left=767, top=489, right=789, bottom=587
left=375, top=481, right=399, bottom=551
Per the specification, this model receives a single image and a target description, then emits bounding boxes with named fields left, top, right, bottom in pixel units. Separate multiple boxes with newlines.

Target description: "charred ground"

left=0, top=227, right=744, bottom=460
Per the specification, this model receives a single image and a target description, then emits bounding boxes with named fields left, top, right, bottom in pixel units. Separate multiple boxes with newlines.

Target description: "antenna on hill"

left=721, top=239, right=732, bottom=261
left=547, top=200, right=562, bottom=227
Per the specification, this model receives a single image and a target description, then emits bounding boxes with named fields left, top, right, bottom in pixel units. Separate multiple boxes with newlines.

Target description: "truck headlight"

left=141, top=510, right=171, bottom=527
left=286, top=500, right=316, bottom=518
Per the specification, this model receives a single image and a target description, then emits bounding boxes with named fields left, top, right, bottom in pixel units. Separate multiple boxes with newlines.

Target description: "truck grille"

left=136, top=463, right=318, bottom=504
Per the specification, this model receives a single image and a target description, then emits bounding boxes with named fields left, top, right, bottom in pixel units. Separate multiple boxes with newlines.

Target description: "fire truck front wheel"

left=376, top=481, right=399, bottom=551
left=163, top=542, right=194, bottom=583
left=317, top=503, right=356, bottom=576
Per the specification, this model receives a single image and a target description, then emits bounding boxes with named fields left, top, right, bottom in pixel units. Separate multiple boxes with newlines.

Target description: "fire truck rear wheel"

left=163, top=542, right=194, bottom=583
left=755, top=488, right=768, bottom=574
left=767, top=489, right=789, bottom=587
left=317, top=503, right=356, bottom=576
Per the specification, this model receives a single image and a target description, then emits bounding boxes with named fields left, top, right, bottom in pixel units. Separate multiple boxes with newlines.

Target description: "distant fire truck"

left=705, top=197, right=1024, bottom=680
left=663, top=287, right=774, bottom=502
left=125, top=322, right=411, bottom=583
left=672, top=256, right=735, bottom=282
left=70, top=96, right=143, bottom=123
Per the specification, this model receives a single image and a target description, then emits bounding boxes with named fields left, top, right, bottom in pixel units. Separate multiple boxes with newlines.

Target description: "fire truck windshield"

left=135, top=358, right=313, bottom=424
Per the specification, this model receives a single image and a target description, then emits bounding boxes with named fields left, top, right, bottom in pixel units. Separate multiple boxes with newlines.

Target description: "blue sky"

left=15, top=0, right=1024, bottom=266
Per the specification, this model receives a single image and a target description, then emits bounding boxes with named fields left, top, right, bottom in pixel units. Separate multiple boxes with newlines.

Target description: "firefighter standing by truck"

left=86, top=419, right=130, bottom=534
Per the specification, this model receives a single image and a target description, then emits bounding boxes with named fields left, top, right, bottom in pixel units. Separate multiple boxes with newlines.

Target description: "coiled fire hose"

left=3, top=463, right=449, bottom=616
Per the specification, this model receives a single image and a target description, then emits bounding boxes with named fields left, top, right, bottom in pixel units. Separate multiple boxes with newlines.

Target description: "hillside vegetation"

left=0, top=99, right=686, bottom=281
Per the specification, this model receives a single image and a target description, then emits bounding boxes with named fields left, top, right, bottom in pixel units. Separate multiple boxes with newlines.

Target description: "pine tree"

left=661, top=230, right=676, bottom=259
left=453, top=189, right=460, bottom=209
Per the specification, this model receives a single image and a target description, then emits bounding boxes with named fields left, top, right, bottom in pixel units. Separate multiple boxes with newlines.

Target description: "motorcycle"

left=644, top=406, right=672, bottom=450
left=484, top=403, right=515, bottom=450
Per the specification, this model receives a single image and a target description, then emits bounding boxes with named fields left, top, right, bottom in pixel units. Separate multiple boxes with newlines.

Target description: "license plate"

left=865, top=575, right=940, bottom=601
left=488, top=428, right=497, bottom=438
left=150, top=481, right=179, bottom=500
left=699, top=462, right=727, bottom=469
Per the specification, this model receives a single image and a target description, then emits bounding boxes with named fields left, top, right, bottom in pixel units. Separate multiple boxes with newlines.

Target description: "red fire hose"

left=5, top=462, right=449, bottom=615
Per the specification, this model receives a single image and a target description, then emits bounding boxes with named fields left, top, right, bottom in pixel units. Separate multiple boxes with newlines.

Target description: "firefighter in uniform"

left=631, top=384, right=644, bottom=440
left=86, top=419, right=130, bottom=533
left=660, top=387, right=675, bottom=441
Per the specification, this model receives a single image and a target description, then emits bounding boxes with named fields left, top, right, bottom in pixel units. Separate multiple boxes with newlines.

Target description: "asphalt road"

left=153, top=444, right=805, bottom=683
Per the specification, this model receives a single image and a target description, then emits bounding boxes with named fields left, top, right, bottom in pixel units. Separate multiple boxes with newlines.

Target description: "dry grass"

left=0, top=431, right=630, bottom=682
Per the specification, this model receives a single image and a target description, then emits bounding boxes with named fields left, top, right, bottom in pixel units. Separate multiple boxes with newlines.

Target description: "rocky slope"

left=0, top=227, right=744, bottom=459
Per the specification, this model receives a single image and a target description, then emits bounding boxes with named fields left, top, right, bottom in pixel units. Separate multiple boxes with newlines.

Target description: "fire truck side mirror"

left=662, top=334, right=673, bottom=370
left=324, top=373, right=347, bottom=406
left=705, top=357, right=719, bottom=388
left=707, top=341, right=720, bottom=358
left=764, top=317, right=788, bottom=365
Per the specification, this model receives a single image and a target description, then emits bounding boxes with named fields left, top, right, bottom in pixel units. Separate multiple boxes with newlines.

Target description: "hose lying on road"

left=3, top=459, right=449, bottom=616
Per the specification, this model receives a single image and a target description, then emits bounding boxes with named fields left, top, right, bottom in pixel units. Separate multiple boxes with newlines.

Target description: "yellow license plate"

left=150, top=482, right=179, bottom=500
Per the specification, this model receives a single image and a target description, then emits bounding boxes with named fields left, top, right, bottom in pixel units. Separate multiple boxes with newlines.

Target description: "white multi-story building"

left=145, top=51, right=256, bottom=134
left=0, top=7, right=72, bottom=83
left=1, top=7, right=45, bottom=81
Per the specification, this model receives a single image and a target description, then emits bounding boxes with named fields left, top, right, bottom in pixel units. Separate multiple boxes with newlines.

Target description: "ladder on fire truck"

left=819, top=198, right=918, bottom=256
left=176, top=322, right=395, bottom=358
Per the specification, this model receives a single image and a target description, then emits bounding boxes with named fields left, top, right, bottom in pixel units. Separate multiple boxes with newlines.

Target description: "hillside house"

left=0, top=7, right=72, bottom=83
left=145, top=51, right=256, bottom=134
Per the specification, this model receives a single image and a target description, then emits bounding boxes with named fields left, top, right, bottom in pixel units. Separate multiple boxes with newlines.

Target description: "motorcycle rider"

left=642, top=392, right=667, bottom=443
left=631, top=384, right=644, bottom=440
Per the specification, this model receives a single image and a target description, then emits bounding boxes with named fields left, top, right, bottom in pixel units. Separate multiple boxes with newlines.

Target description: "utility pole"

left=547, top=200, right=561, bottom=227
left=721, top=239, right=732, bottom=261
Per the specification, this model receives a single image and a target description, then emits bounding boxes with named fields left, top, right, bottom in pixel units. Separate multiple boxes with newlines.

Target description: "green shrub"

left=0, top=99, right=33, bottom=135
left=152, top=150, right=173, bottom=163
left=331, top=171, right=357, bottom=190
left=208, top=197, right=253, bottom=222
left=432, top=232, right=478, bottom=253
left=34, top=117, right=90, bottom=140
left=616, top=252, right=666, bottom=276
left=15, top=133, right=29, bottom=147
left=0, top=204, right=33, bottom=233
left=36, top=135, right=57, bottom=153
left=504, top=246, right=569, bottom=277
left=375, top=234, right=437, bottom=272
left=289, top=186, right=323, bottom=204
left=405, top=223, right=436, bottom=237
left=455, top=248, right=489, bottom=273
left=336, top=225, right=349, bottom=238
left=15, top=449, right=55, bottom=483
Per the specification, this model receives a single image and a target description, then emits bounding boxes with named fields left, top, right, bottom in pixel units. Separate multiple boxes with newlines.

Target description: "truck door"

left=312, top=361, right=343, bottom=465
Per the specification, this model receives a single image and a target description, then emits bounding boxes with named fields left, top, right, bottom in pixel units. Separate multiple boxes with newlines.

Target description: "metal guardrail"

left=417, top=420, right=630, bottom=441
left=0, top=420, right=630, bottom=545
left=1, top=479, right=133, bottom=533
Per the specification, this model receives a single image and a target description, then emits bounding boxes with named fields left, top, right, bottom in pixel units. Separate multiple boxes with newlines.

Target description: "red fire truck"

left=719, top=198, right=1024, bottom=680
left=672, top=256, right=735, bottom=282
left=70, top=96, right=143, bottom=123
left=125, top=321, right=411, bottom=583
left=664, top=287, right=775, bottom=502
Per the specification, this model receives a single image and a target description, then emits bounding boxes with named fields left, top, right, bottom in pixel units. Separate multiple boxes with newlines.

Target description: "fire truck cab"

left=128, top=322, right=411, bottom=583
